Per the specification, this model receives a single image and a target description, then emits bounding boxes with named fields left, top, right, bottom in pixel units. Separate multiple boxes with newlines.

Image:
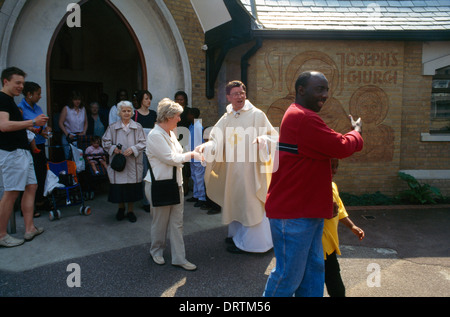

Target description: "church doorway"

left=47, top=0, right=146, bottom=160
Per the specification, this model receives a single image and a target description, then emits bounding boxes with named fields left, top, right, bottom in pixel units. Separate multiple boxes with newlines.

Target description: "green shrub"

left=396, top=172, right=443, bottom=205
left=340, top=191, right=396, bottom=206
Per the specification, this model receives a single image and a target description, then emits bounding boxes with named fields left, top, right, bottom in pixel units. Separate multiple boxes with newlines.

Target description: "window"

left=431, top=66, right=450, bottom=119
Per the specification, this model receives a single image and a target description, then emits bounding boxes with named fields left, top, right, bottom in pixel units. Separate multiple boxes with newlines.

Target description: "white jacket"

left=145, top=124, right=191, bottom=186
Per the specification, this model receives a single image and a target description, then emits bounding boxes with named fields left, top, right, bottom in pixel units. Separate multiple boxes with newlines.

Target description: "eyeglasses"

left=230, top=91, right=246, bottom=98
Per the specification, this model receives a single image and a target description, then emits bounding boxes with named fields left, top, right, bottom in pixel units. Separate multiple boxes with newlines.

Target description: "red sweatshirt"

left=265, top=103, right=363, bottom=219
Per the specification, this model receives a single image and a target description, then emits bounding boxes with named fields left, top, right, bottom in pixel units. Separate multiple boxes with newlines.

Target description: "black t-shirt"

left=178, top=110, right=190, bottom=129
left=134, top=110, right=156, bottom=129
left=0, top=91, right=29, bottom=151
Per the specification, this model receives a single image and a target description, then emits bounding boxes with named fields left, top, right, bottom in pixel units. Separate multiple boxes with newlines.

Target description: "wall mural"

left=264, top=50, right=396, bottom=163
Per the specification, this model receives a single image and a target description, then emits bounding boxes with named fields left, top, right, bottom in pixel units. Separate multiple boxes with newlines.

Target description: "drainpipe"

left=250, top=0, right=263, bottom=28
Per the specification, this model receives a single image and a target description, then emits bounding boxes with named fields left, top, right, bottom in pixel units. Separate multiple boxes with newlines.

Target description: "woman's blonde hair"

left=157, top=98, right=183, bottom=123
left=116, top=100, right=134, bottom=117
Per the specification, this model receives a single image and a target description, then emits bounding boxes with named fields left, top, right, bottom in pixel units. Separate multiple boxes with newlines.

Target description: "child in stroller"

left=84, top=136, right=107, bottom=176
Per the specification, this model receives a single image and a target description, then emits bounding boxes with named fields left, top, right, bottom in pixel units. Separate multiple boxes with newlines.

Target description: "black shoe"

left=116, top=208, right=125, bottom=221
left=200, top=203, right=211, bottom=210
left=143, top=204, right=150, bottom=213
left=207, top=209, right=221, bottom=215
left=194, top=200, right=207, bottom=208
left=186, top=197, right=198, bottom=203
left=127, top=212, right=137, bottom=223
left=226, top=245, right=246, bottom=254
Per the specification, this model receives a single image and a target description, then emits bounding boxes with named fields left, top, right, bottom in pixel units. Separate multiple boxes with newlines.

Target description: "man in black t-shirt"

left=0, top=67, right=48, bottom=248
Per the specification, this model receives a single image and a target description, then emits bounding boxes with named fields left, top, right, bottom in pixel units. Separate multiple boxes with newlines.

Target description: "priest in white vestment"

left=196, top=81, right=279, bottom=253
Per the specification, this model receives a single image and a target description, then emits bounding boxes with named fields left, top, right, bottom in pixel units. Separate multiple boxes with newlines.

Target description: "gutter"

left=252, top=29, right=450, bottom=41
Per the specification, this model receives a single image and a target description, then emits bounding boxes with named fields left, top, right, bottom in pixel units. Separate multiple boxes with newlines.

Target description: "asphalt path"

left=0, top=189, right=449, bottom=307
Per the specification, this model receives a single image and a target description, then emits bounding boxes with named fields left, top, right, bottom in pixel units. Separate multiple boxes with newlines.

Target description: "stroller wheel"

left=80, top=206, right=91, bottom=216
left=49, top=210, right=61, bottom=221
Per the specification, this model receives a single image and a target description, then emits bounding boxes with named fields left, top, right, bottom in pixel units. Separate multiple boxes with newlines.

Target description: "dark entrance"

left=47, top=0, right=146, bottom=161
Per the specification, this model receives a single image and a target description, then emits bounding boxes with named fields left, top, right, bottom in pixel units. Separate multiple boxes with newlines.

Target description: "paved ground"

left=0, top=186, right=449, bottom=300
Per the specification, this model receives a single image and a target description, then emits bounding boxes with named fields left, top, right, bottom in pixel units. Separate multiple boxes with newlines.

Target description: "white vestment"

left=204, top=100, right=278, bottom=252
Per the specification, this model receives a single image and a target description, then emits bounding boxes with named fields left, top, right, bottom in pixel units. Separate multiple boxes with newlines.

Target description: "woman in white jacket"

left=145, top=98, right=203, bottom=271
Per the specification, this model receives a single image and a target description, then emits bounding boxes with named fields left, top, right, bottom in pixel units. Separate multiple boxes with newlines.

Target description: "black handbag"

left=110, top=143, right=126, bottom=172
left=149, top=164, right=180, bottom=207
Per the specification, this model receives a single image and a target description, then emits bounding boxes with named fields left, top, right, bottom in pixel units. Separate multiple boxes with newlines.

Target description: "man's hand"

left=195, top=143, right=206, bottom=153
left=253, top=136, right=267, bottom=150
left=34, top=114, right=49, bottom=127
left=349, top=115, right=362, bottom=134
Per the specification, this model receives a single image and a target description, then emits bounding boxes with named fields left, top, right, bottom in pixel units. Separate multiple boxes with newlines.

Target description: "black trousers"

left=32, top=143, right=48, bottom=204
left=324, top=251, right=346, bottom=297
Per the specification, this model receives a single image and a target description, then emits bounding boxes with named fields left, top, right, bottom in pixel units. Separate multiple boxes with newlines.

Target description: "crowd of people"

left=0, top=66, right=366, bottom=296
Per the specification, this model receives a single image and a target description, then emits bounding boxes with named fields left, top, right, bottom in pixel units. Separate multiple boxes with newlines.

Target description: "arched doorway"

left=46, top=0, right=147, bottom=160
left=3, top=0, right=191, bottom=132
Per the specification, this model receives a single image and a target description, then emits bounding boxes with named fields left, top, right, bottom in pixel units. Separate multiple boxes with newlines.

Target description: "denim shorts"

left=0, top=148, right=37, bottom=192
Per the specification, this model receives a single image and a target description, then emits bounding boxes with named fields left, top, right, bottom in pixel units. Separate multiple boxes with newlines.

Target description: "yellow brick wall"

left=400, top=42, right=450, bottom=170
left=246, top=39, right=450, bottom=196
left=161, top=3, right=450, bottom=196
left=399, top=42, right=450, bottom=195
left=163, top=0, right=220, bottom=127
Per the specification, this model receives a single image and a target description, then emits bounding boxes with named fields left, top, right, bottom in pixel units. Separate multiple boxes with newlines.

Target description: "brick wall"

left=163, top=0, right=220, bottom=127
left=247, top=39, right=450, bottom=196
left=399, top=41, right=450, bottom=195
left=400, top=42, right=450, bottom=171
left=161, top=4, right=450, bottom=196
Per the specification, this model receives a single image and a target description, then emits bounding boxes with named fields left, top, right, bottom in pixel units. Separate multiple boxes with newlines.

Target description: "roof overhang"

left=252, top=29, right=450, bottom=41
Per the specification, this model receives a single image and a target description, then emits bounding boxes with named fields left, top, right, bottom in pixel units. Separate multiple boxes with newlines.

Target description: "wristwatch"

left=32, top=118, right=36, bottom=126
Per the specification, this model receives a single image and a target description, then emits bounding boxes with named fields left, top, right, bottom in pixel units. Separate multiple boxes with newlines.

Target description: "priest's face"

left=227, top=86, right=246, bottom=112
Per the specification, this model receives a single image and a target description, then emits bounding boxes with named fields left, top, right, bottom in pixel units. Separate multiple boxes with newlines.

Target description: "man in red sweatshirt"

left=263, top=71, right=363, bottom=297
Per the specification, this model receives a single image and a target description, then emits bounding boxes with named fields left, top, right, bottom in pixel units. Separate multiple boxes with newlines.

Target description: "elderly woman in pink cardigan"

left=102, top=100, right=146, bottom=223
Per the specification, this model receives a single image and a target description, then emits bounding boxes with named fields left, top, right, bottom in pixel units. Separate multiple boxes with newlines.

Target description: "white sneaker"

left=175, top=261, right=197, bottom=271
left=0, top=234, right=25, bottom=248
left=152, top=255, right=165, bottom=265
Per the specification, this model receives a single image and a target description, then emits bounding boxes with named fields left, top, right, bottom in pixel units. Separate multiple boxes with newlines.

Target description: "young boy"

left=187, top=108, right=207, bottom=208
left=322, top=158, right=365, bottom=297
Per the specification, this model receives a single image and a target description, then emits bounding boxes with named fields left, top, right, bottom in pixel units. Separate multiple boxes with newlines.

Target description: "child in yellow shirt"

left=322, top=158, right=365, bottom=297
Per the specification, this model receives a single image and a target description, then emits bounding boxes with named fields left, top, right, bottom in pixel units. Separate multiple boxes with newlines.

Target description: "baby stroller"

left=76, top=135, right=109, bottom=201
left=45, top=136, right=91, bottom=221
left=46, top=160, right=91, bottom=220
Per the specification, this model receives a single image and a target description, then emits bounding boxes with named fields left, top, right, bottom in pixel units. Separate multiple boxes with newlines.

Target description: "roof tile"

left=241, top=0, right=450, bottom=30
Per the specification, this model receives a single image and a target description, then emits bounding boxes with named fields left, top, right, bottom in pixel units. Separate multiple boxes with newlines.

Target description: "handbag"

left=110, top=143, right=126, bottom=172
left=149, top=164, right=180, bottom=207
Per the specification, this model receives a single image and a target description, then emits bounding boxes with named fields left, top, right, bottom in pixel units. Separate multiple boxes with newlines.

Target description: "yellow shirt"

left=322, top=182, right=348, bottom=259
